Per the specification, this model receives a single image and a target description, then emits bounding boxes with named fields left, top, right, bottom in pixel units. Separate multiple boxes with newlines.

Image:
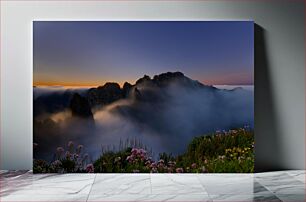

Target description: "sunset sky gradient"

left=33, top=21, right=253, bottom=87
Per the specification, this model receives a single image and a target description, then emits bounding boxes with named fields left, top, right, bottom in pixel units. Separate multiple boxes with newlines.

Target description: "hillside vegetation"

left=34, top=127, right=254, bottom=173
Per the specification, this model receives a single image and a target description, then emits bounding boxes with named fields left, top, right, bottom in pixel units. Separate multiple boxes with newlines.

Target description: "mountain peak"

left=70, top=93, right=93, bottom=118
left=152, top=71, right=184, bottom=82
left=135, top=75, right=151, bottom=85
left=135, top=71, right=186, bottom=86
left=135, top=72, right=186, bottom=84
left=98, top=82, right=121, bottom=90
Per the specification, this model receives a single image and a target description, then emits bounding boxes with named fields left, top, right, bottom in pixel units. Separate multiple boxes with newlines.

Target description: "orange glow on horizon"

left=34, top=81, right=253, bottom=89
left=34, top=72, right=253, bottom=88
left=34, top=81, right=130, bottom=88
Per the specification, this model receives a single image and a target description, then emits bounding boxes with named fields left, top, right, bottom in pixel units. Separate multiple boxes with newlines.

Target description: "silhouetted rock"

left=134, top=71, right=210, bottom=89
left=34, top=72, right=217, bottom=115
left=70, top=93, right=93, bottom=118
left=135, top=75, right=152, bottom=86
left=153, top=71, right=208, bottom=89
left=153, top=71, right=184, bottom=82
left=123, top=82, right=133, bottom=97
left=134, top=87, right=142, bottom=99
left=34, top=91, right=73, bottom=117
left=87, top=82, right=124, bottom=107
left=86, top=72, right=216, bottom=107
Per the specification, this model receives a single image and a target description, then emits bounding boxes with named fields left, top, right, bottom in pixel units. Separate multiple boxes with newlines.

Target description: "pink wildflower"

left=126, top=155, right=133, bottom=162
left=158, top=159, right=165, bottom=164
left=68, top=141, right=74, bottom=148
left=86, top=164, right=94, bottom=173
left=167, top=167, right=174, bottom=173
left=131, top=148, right=138, bottom=155
left=140, top=153, right=146, bottom=161
left=176, top=168, right=184, bottom=173
left=168, top=161, right=176, bottom=167
left=191, top=163, right=197, bottom=169
left=151, top=167, right=158, bottom=173
left=150, top=162, right=157, bottom=168
left=51, top=160, right=62, bottom=167
left=139, top=148, right=146, bottom=154
left=50, top=160, right=62, bottom=172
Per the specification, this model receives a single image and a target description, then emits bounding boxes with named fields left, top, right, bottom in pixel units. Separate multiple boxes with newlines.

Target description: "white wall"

left=1, top=0, right=304, bottom=170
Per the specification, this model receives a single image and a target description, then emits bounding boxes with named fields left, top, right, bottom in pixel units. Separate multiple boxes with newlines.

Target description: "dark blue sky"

left=34, top=21, right=253, bottom=86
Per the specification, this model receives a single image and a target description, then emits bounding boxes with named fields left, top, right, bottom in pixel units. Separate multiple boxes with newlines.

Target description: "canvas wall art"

left=33, top=21, right=254, bottom=173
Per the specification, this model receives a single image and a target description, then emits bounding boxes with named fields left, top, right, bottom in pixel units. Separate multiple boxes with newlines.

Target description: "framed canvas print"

left=33, top=21, right=254, bottom=173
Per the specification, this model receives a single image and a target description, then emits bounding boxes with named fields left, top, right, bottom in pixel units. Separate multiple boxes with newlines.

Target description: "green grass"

left=175, top=128, right=254, bottom=173
left=33, top=127, right=254, bottom=173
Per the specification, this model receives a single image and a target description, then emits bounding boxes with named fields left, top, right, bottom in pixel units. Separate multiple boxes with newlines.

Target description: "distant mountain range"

left=34, top=71, right=241, bottom=118
left=33, top=71, right=254, bottom=160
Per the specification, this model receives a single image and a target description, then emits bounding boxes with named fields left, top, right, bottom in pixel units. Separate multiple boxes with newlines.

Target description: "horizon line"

left=33, top=83, right=254, bottom=88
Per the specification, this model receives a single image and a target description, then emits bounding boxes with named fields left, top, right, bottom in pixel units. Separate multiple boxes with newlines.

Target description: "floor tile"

left=286, top=170, right=306, bottom=183
left=256, top=173, right=305, bottom=195
left=0, top=194, right=88, bottom=202
left=253, top=194, right=282, bottom=202
left=255, top=171, right=291, bottom=179
left=1, top=172, right=54, bottom=196
left=253, top=181, right=274, bottom=195
left=210, top=194, right=281, bottom=202
left=1, top=170, right=306, bottom=202
left=90, top=174, right=151, bottom=195
left=198, top=174, right=254, bottom=195
left=150, top=174, right=208, bottom=195
left=88, top=194, right=211, bottom=202
left=275, top=194, right=306, bottom=202
left=1, top=173, right=96, bottom=196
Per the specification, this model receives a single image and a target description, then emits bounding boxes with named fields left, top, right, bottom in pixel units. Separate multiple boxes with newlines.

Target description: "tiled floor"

left=0, top=170, right=305, bottom=201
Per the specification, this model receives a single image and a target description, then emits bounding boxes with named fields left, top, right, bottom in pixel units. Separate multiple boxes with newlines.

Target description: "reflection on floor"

left=0, top=170, right=305, bottom=201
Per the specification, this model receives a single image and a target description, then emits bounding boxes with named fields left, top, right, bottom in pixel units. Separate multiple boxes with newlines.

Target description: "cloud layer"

left=33, top=83, right=254, bottom=161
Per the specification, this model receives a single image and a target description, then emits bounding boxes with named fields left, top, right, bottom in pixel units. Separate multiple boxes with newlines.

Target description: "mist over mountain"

left=33, top=72, right=254, bottom=160
left=34, top=87, right=88, bottom=117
